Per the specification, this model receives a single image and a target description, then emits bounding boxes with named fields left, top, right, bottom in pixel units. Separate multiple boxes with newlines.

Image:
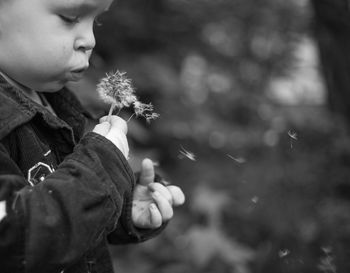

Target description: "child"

left=0, top=0, right=185, bottom=272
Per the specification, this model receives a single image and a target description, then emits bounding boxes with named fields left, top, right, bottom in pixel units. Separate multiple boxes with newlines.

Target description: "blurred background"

left=68, top=0, right=350, bottom=272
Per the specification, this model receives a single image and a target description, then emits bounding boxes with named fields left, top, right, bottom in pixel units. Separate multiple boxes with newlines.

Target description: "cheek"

left=40, top=39, right=74, bottom=65
left=32, top=23, right=74, bottom=63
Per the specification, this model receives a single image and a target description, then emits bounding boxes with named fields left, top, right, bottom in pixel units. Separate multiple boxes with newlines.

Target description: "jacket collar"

left=0, top=74, right=86, bottom=141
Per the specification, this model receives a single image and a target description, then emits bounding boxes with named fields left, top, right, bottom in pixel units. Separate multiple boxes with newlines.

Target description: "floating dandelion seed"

left=251, top=196, right=259, bottom=203
left=227, top=154, right=246, bottom=164
left=288, top=130, right=298, bottom=149
left=278, top=249, right=290, bottom=258
left=97, top=71, right=159, bottom=122
left=178, top=146, right=196, bottom=161
left=288, top=130, right=298, bottom=140
left=321, top=246, right=332, bottom=255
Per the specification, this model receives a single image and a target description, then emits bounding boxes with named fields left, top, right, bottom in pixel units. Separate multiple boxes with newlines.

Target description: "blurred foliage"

left=75, top=0, right=350, bottom=272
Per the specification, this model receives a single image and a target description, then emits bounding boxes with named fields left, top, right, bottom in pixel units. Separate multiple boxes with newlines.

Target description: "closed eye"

left=59, top=14, right=80, bottom=24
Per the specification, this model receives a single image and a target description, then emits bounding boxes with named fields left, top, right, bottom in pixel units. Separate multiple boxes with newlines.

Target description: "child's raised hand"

left=132, top=158, right=185, bottom=229
left=92, top=115, right=129, bottom=159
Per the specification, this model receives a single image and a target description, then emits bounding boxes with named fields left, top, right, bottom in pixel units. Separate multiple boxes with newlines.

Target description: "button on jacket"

left=0, top=75, right=161, bottom=273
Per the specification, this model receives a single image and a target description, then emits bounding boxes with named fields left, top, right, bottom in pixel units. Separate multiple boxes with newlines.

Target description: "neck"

left=0, top=71, right=42, bottom=105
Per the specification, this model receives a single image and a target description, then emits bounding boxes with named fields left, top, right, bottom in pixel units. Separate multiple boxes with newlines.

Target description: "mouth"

left=71, top=66, right=88, bottom=74
left=69, top=66, right=88, bottom=81
left=71, top=66, right=88, bottom=73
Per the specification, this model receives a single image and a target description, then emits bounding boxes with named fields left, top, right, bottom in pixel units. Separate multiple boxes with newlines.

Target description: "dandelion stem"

left=107, top=102, right=116, bottom=123
left=127, top=113, right=136, bottom=123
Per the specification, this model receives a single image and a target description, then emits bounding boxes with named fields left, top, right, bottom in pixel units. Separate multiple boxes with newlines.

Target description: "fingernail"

left=150, top=203, right=157, bottom=210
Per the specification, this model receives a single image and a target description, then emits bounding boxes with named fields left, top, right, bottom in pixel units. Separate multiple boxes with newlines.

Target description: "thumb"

left=101, top=115, right=128, bottom=135
left=93, top=121, right=111, bottom=136
left=139, top=158, right=155, bottom=186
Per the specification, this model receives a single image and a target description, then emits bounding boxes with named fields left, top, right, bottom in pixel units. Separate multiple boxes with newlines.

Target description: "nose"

left=74, top=23, right=96, bottom=52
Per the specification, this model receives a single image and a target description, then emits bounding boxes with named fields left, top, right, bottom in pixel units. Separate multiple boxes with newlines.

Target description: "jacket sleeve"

left=0, top=132, right=134, bottom=273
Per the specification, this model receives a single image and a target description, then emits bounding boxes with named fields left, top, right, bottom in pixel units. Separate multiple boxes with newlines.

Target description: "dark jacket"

left=0, top=75, right=158, bottom=273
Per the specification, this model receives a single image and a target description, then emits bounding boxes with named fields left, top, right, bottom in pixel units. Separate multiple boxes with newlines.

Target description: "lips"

left=69, top=66, right=88, bottom=81
left=72, top=68, right=86, bottom=73
left=71, top=64, right=89, bottom=73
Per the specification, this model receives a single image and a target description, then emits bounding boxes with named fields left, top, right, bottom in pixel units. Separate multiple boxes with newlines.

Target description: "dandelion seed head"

left=145, top=112, right=160, bottom=123
left=97, top=70, right=159, bottom=123
left=134, top=101, right=159, bottom=122
left=134, top=101, right=153, bottom=115
left=97, top=71, right=137, bottom=109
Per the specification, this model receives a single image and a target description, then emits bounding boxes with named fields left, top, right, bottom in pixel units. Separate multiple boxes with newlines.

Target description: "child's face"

left=0, top=0, right=113, bottom=91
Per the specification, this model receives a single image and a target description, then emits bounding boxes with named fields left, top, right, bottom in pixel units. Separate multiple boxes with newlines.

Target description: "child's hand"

left=132, top=158, right=185, bottom=229
left=92, top=115, right=129, bottom=159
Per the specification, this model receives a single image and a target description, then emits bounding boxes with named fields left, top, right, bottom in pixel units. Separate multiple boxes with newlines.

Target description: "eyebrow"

left=59, top=0, right=109, bottom=14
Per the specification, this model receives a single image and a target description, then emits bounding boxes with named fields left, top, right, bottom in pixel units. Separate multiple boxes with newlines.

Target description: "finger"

left=139, top=158, right=155, bottom=186
left=109, top=116, right=128, bottom=134
left=99, top=115, right=108, bottom=123
left=101, top=115, right=128, bottom=134
left=152, top=191, right=173, bottom=222
left=149, top=203, right=162, bottom=228
left=167, top=185, right=185, bottom=206
left=92, top=121, right=111, bottom=136
left=148, top=183, right=173, bottom=205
